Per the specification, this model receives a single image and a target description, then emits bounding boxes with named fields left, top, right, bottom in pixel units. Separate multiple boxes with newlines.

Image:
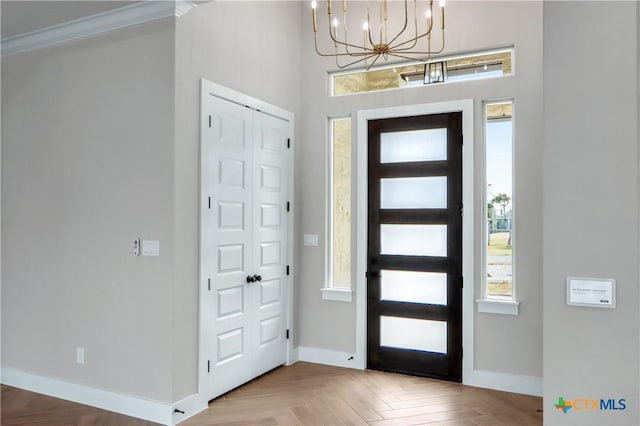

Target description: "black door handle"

left=253, top=274, right=262, bottom=282
left=246, top=275, right=256, bottom=283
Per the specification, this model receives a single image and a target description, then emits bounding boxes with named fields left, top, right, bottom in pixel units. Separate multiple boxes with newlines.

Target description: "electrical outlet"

left=133, top=238, right=140, bottom=256
left=76, top=347, right=85, bottom=365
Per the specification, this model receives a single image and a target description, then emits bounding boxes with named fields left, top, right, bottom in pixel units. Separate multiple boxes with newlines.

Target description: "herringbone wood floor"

left=1, top=362, right=542, bottom=425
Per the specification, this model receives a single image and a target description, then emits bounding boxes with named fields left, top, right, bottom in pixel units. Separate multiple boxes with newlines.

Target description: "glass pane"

left=380, top=129, right=447, bottom=163
left=485, top=101, right=513, bottom=299
left=380, top=270, right=447, bottom=305
left=331, top=118, right=351, bottom=289
left=380, top=224, right=447, bottom=257
left=381, top=177, right=447, bottom=209
left=380, top=316, right=447, bottom=354
left=332, top=49, right=513, bottom=96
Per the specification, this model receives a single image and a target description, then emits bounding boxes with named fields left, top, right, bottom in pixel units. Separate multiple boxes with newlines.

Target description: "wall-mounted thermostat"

left=567, top=277, right=616, bottom=308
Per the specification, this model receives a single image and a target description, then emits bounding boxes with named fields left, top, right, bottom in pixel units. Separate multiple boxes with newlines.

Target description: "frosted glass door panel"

left=380, top=225, right=447, bottom=257
left=380, top=129, right=447, bottom=163
left=380, top=316, right=447, bottom=354
left=381, top=177, right=447, bottom=209
left=380, top=270, right=447, bottom=305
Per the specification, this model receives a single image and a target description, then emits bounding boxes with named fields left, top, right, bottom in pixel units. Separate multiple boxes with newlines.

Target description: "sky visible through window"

left=486, top=119, right=512, bottom=199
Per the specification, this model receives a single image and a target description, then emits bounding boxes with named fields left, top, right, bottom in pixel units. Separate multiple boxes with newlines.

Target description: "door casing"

left=198, top=79, right=295, bottom=399
left=355, top=100, right=475, bottom=383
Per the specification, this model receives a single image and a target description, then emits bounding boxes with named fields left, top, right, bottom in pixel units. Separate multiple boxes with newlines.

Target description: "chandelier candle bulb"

left=312, top=1, right=318, bottom=32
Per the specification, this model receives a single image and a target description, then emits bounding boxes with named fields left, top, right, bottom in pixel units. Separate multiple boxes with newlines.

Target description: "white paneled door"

left=201, top=85, right=291, bottom=401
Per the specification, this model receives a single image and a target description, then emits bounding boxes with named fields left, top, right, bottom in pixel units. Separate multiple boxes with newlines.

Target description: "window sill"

left=321, top=288, right=353, bottom=302
left=476, top=298, right=520, bottom=315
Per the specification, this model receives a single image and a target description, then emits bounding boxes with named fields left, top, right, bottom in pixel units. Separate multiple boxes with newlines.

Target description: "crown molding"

left=1, top=1, right=198, bottom=57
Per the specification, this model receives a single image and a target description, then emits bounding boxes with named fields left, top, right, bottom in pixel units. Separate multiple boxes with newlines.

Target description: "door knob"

left=253, top=274, right=262, bottom=282
left=246, top=275, right=256, bottom=283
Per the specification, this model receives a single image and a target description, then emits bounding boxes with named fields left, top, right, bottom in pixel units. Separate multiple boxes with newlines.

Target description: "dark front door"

left=367, top=112, right=463, bottom=382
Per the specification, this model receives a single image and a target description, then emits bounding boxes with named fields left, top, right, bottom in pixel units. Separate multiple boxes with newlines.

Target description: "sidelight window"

left=483, top=100, right=515, bottom=302
left=323, top=117, right=353, bottom=301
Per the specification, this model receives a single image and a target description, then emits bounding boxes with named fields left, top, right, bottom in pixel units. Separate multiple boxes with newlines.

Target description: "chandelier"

left=311, top=0, right=446, bottom=69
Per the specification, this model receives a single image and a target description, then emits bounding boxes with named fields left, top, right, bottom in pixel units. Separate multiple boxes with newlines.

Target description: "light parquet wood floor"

left=1, top=362, right=542, bottom=426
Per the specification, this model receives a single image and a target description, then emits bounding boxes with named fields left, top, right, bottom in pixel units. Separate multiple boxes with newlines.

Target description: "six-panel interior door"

left=367, top=112, right=463, bottom=382
left=204, top=94, right=289, bottom=400
left=251, top=111, right=289, bottom=377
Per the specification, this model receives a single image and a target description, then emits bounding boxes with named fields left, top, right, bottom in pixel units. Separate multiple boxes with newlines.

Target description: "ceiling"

left=1, top=1, right=143, bottom=40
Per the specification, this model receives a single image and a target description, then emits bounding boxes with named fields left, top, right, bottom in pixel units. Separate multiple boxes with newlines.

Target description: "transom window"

left=331, top=48, right=513, bottom=96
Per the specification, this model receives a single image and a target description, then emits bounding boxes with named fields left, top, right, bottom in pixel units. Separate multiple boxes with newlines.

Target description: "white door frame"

left=354, top=100, right=475, bottom=381
left=198, top=79, right=295, bottom=398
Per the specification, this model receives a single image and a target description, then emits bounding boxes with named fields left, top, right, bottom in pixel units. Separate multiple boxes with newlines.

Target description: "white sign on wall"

left=566, top=277, right=616, bottom=308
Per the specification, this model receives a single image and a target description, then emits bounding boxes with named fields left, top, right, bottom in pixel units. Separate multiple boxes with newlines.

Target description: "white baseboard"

left=171, top=393, right=208, bottom=425
left=1, top=367, right=174, bottom=425
left=298, top=346, right=362, bottom=369
left=464, top=369, right=543, bottom=397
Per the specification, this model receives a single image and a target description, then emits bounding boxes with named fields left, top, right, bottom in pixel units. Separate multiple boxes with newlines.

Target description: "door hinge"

left=286, top=265, right=290, bottom=275
left=208, top=115, right=212, bottom=128
left=286, top=202, right=290, bottom=212
left=460, top=204, right=463, bottom=216
left=208, top=197, right=211, bottom=209
left=287, top=138, right=291, bottom=149
left=208, top=278, right=211, bottom=291
left=286, top=329, right=290, bottom=339
left=207, top=360, right=211, bottom=373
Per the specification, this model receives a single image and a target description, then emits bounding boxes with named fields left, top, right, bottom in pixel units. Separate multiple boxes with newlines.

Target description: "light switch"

left=303, top=234, right=319, bottom=246
left=142, top=240, right=160, bottom=256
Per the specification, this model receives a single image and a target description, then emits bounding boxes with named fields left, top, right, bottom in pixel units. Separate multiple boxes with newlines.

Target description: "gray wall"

left=297, top=1, right=543, bottom=377
left=1, top=21, right=176, bottom=402
left=173, top=0, right=303, bottom=401
left=1, top=0, right=304, bottom=405
left=543, top=2, right=639, bottom=425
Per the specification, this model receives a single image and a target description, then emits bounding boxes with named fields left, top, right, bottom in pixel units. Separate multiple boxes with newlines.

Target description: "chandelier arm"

left=367, top=1, right=375, bottom=47
left=391, top=30, right=445, bottom=56
left=335, top=53, right=381, bottom=70
left=387, top=44, right=445, bottom=58
left=327, top=15, right=376, bottom=54
left=315, top=33, right=373, bottom=58
left=389, top=19, right=433, bottom=51
left=365, top=53, right=383, bottom=70
left=390, top=5, right=435, bottom=51
left=386, top=0, right=411, bottom=49
left=386, top=52, right=432, bottom=63
left=342, top=9, right=352, bottom=55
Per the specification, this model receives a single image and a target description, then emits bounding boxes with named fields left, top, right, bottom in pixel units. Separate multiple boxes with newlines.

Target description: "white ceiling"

left=1, top=1, right=143, bottom=40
